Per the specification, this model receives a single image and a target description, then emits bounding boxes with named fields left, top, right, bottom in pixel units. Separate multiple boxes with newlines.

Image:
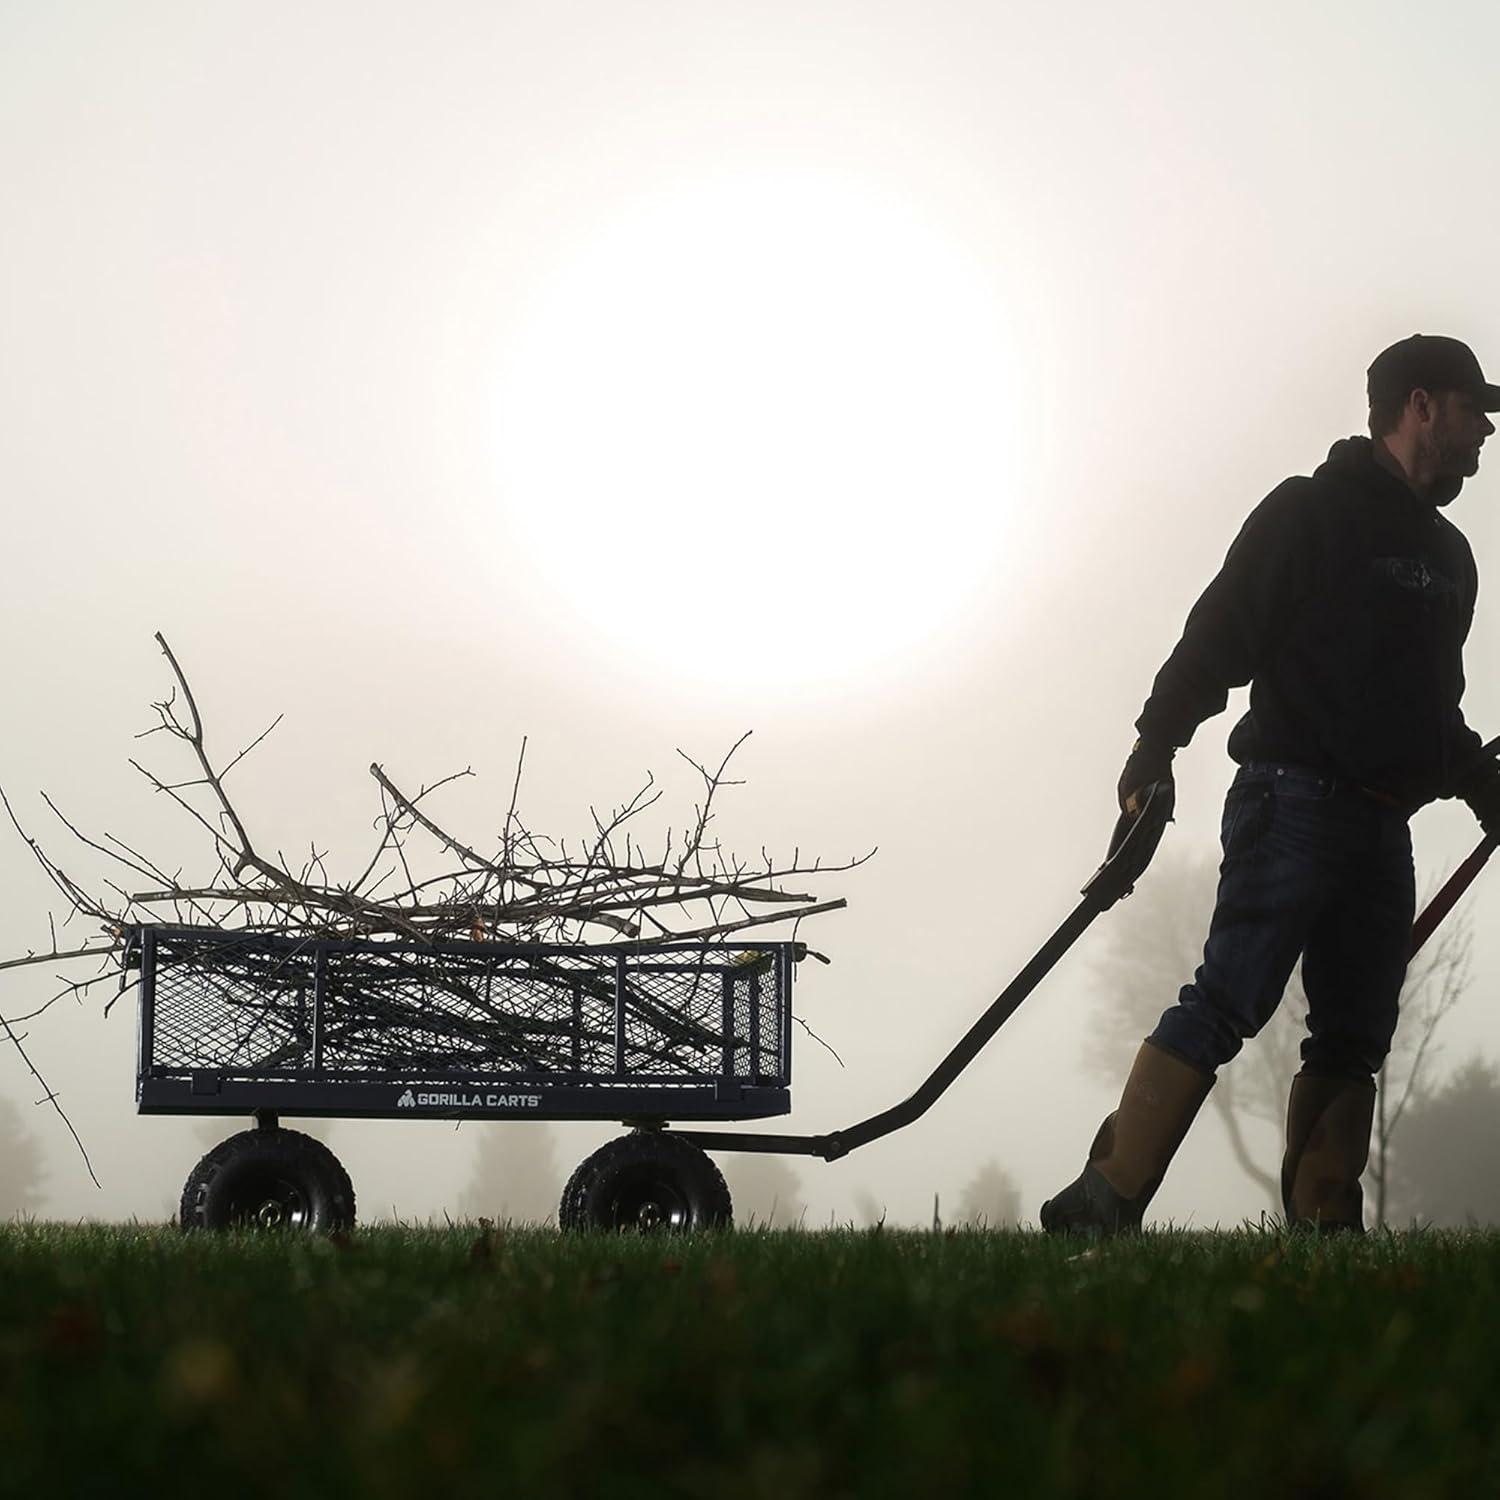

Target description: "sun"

left=493, top=170, right=1021, bottom=693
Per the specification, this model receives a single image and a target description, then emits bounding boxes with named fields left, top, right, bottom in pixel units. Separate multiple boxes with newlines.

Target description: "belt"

left=1239, top=761, right=1410, bottom=813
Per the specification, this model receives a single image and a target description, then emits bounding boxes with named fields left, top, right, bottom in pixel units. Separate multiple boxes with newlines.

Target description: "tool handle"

left=1410, top=833, right=1499, bottom=957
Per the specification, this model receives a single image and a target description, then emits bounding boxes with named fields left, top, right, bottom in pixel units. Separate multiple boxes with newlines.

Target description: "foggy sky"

left=3, top=0, right=1497, bottom=1226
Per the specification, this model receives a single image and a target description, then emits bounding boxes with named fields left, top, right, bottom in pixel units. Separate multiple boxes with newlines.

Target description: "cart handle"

left=675, top=781, right=1176, bottom=1163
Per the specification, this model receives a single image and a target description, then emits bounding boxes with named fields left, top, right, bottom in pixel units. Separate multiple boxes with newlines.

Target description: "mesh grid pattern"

left=149, top=939, right=317, bottom=1074
left=142, top=929, right=789, bottom=1086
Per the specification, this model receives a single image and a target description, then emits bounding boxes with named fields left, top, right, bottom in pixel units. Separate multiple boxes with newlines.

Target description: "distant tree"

left=954, top=1160, right=1020, bottom=1228
left=457, top=1123, right=562, bottom=1224
left=1087, top=850, right=1471, bottom=1221
left=0, top=1096, right=45, bottom=1216
left=722, top=1154, right=806, bottom=1227
left=1385, top=1058, right=1500, bottom=1226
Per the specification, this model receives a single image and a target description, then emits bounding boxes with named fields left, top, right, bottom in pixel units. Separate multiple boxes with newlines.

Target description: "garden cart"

left=128, top=784, right=1176, bottom=1231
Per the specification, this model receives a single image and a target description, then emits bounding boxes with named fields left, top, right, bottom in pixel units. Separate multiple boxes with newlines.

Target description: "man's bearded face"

left=1422, top=390, right=1491, bottom=481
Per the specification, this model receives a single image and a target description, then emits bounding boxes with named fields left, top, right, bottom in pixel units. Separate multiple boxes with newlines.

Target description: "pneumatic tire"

left=559, top=1132, right=732, bottom=1232
left=180, top=1127, right=356, bottom=1233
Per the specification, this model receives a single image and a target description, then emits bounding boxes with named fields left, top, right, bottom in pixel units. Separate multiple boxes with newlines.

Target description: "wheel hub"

left=634, top=1199, right=667, bottom=1231
left=225, top=1171, right=309, bottom=1231
left=612, top=1172, right=689, bottom=1232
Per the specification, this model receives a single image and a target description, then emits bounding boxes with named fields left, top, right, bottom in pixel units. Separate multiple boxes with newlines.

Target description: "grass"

left=2, top=1222, right=1498, bottom=1498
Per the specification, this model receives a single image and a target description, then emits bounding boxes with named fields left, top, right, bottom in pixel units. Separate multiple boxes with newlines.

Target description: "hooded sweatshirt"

left=1134, top=435, right=1486, bottom=808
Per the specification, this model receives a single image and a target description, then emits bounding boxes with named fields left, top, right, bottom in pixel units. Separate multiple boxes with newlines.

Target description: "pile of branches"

left=6, top=634, right=866, bottom=963
left=0, top=634, right=868, bottom=1176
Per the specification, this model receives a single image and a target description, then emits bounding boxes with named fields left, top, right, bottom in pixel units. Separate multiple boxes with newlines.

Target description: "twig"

left=0, top=1009, right=98, bottom=1189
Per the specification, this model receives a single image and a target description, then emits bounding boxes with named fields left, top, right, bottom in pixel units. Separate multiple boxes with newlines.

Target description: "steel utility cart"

left=130, top=785, right=1174, bottom=1232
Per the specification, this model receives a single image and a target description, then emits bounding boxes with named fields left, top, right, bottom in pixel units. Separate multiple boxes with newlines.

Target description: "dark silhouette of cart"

left=130, top=786, right=1173, bottom=1232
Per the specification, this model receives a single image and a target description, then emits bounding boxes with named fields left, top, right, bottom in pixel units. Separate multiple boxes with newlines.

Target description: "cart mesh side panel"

left=149, top=933, right=318, bottom=1076
left=137, top=929, right=791, bottom=1097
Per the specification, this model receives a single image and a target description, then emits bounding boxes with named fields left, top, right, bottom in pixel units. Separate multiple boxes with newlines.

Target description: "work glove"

left=1117, top=737, right=1175, bottom=817
left=1456, top=757, right=1500, bottom=839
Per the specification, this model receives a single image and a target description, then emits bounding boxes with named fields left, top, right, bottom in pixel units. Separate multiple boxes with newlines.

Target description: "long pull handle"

left=677, top=783, right=1177, bottom=1162
left=810, top=896, right=1100, bottom=1160
left=675, top=898, right=1100, bottom=1161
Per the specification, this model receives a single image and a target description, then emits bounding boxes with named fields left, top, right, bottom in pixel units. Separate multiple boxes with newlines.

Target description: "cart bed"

left=129, top=926, right=793, bottom=1121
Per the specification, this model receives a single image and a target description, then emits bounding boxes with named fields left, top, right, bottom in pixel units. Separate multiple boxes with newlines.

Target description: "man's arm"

left=1453, top=727, right=1500, bottom=835
left=1133, top=479, right=1317, bottom=753
left=1442, top=527, right=1497, bottom=829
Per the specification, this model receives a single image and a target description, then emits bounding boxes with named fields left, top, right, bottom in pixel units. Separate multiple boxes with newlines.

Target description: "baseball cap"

left=1367, top=334, right=1500, bottom=412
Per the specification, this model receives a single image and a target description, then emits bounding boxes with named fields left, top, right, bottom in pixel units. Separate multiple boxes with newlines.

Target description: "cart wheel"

left=559, top=1132, right=732, bottom=1232
left=180, top=1127, right=356, bottom=1234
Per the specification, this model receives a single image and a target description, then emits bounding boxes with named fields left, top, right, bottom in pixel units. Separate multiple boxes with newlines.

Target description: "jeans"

left=1149, top=762, right=1416, bottom=1082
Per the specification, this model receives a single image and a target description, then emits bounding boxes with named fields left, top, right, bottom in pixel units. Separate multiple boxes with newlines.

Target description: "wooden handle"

left=1410, top=833, right=1499, bottom=957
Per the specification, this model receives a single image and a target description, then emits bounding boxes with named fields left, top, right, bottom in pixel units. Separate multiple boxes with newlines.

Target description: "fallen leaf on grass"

left=1254, top=1245, right=1285, bottom=1276
left=160, top=1339, right=237, bottom=1408
left=1376, top=1264, right=1424, bottom=1293
left=1230, top=1285, right=1266, bottom=1313
left=41, top=1302, right=101, bottom=1359
left=1161, top=1353, right=1219, bottom=1405
left=703, top=1260, right=740, bottom=1298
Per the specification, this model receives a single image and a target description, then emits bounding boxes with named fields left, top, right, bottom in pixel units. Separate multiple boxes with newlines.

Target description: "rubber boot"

left=1040, top=1041, right=1214, bottom=1236
left=1281, top=1070, right=1374, bottom=1234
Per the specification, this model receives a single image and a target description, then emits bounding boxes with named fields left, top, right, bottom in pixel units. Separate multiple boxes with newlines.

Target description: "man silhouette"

left=1042, top=334, right=1500, bottom=1235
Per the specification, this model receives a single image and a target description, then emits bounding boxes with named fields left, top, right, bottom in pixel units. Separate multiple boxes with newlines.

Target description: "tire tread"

left=558, top=1131, right=731, bottom=1232
left=179, top=1127, right=356, bottom=1233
